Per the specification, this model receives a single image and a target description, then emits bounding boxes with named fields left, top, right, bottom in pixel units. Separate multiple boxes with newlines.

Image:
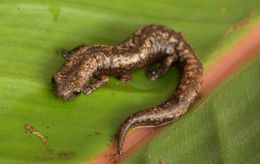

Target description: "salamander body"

left=52, top=24, right=203, bottom=155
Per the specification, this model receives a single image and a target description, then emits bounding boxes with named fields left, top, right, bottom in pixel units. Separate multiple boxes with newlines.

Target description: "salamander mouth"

left=68, top=91, right=80, bottom=100
left=55, top=90, right=81, bottom=100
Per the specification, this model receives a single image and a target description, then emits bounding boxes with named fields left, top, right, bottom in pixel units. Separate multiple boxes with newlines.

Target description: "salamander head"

left=52, top=54, right=98, bottom=100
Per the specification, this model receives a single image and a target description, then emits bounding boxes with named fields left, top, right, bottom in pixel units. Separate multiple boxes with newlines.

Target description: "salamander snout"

left=51, top=76, right=81, bottom=100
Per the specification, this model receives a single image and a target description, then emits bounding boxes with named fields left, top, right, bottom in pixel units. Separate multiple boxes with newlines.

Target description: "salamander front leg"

left=62, top=44, right=87, bottom=59
left=147, top=55, right=176, bottom=80
left=82, top=75, right=109, bottom=95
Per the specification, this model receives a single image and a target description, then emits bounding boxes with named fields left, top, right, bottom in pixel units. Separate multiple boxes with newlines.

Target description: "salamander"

left=52, top=24, right=203, bottom=155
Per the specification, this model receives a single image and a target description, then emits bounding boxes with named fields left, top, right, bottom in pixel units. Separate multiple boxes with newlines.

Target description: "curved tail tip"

left=117, top=116, right=136, bottom=155
left=117, top=138, right=123, bottom=155
left=118, top=149, right=123, bottom=156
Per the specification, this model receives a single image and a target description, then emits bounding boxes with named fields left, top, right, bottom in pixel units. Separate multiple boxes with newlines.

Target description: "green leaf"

left=124, top=55, right=260, bottom=164
left=0, top=0, right=259, bottom=163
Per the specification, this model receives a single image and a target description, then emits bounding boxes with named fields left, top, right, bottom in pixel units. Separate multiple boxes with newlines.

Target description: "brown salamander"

left=52, top=24, right=203, bottom=155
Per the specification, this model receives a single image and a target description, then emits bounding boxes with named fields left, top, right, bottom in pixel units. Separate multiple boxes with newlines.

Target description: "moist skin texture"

left=52, top=24, right=203, bottom=155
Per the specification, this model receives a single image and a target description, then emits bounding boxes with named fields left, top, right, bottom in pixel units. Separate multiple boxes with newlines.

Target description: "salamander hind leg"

left=82, top=75, right=109, bottom=95
left=147, top=55, right=176, bottom=80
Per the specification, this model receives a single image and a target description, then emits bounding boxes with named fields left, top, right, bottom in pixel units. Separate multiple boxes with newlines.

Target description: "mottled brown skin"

left=52, top=24, right=203, bottom=155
